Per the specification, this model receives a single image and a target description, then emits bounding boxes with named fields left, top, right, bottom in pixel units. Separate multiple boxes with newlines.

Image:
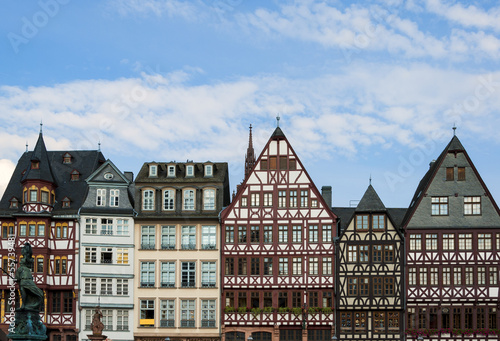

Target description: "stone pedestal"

left=87, top=334, right=108, bottom=341
left=7, top=308, right=47, bottom=341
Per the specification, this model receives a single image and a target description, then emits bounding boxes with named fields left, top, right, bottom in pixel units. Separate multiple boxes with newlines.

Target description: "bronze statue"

left=16, top=242, right=44, bottom=311
left=91, top=307, right=105, bottom=336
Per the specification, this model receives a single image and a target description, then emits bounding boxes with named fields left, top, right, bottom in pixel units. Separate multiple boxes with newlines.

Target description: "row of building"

left=0, top=123, right=499, bottom=341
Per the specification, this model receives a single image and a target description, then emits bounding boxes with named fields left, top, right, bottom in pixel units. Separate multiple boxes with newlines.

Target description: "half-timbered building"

left=403, top=133, right=500, bottom=339
left=221, top=125, right=338, bottom=341
left=133, top=160, right=230, bottom=341
left=0, top=128, right=105, bottom=341
left=79, top=159, right=135, bottom=341
left=334, top=185, right=405, bottom=340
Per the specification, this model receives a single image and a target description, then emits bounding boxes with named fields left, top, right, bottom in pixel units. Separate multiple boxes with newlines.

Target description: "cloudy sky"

left=1, top=0, right=500, bottom=207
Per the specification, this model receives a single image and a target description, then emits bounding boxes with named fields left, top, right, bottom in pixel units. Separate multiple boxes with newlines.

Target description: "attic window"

left=186, top=165, right=194, bottom=177
left=9, top=198, right=18, bottom=209
left=63, top=153, right=72, bottom=164
left=71, top=170, right=80, bottom=181
left=31, top=161, right=40, bottom=169
left=62, top=197, right=71, bottom=208
left=204, top=164, right=213, bottom=177
left=167, top=165, right=176, bottom=177
left=149, top=165, right=157, bottom=177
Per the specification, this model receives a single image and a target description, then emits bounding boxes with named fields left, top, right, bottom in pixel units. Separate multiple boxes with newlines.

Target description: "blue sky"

left=1, top=0, right=500, bottom=207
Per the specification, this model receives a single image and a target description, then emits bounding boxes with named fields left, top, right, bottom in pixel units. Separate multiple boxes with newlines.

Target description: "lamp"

left=248, top=336, right=254, bottom=341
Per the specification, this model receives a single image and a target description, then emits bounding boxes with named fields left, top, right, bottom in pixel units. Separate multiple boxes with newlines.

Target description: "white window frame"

left=203, top=189, right=215, bottom=210
left=149, top=164, right=157, bottom=177
left=167, top=165, right=176, bottom=177
left=186, top=165, right=194, bottom=177
left=143, top=189, right=154, bottom=211
left=96, top=189, right=106, bottom=206
left=110, top=189, right=119, bottom=207
left=183, top=189, right=195, bottom=210
left=204, top=164, right=213, bottom=177
left=163, top=189, right=175, bottom=211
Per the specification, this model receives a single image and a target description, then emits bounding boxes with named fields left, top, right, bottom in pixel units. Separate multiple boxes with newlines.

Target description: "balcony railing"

left=181, top=320, right=195, bottom=328
left=201, top=282, right=216, bottom=288
left=141, top=243, right=155, bottom=250
left=181, top=243, right=196, bottom=250
left=223, top=310, right=334, bottom=325
left=140, top=282, right=155, bottom=288
left=160, top=319, right=175, bottom=327
left=201, top=320, right=216, bottom=328
left=181, top=281, right=195, bottom=288
left=161, top=282, right=175, bottom=288
left=116, top=325, right=129, bottom=331
left=101, top=230, right=113, bottom=235
left=202, top=243, right=216, bottom=250
left=161, top=243, right=176, bottom=250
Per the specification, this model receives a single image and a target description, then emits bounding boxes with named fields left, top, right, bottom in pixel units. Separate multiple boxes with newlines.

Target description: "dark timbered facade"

left=403, top=135, right=500, bottom=340
left=221, top=126, right=337, bottom=341
left=334, top=185, right=405, bottom=340
left=0, top=129, right=105, bottom=341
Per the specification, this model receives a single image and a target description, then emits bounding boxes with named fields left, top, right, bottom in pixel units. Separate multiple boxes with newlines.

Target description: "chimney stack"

left=321, top=186, right=332, bottom=208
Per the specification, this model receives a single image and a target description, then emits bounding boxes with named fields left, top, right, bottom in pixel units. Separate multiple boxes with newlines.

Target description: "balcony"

left=160, top=319, right=175, bottom=327
left=141, top=243, right=155, bottom=250
left=181, top=243, right=196, bottom=250
left=202, top=243, right=216, bottom=250
left=181, top=281, right=195, bottom=288
left=181, top=320, right=195, bottom=328
left=161, top=243, right=176, bottom=250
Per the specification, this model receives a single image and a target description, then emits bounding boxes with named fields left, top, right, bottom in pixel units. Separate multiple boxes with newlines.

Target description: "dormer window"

left=204, top=164, right=213, bottom=177
left=71, top=170, right=80, bottom=181
left=62, top=197, right=71, bottom=208
left=186, top=165, right=194, bottom=177
left=167, top=165, right=176, bottom=177
left=9, top=198, right=18, bottom=209
left=31, top=161, right=40, bottom=169
left=149, top=164, right=158, bottom=177
left=63, top=153, right=72, bottom=164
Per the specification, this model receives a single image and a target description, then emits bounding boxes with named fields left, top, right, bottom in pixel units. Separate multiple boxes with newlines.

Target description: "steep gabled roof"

left=355, top=185, right=386, bottom=212
left=21, top=132, right=56, bottom=184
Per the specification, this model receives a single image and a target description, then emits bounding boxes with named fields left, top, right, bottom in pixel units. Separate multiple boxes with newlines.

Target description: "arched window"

left=163, top=189, right=175, bottom=211
left=143, top=189, right=154, bottom=211
left=183, top=189, right=195, bottom=210
left=36, top=256, right=44, bottom=273
left=203, top=189, right=215, bottom=210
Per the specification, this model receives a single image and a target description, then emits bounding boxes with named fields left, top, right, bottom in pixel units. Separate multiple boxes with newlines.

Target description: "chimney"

left=321, top=186, right=332, bottom=208
left=124, top=171, right=134, bottom=182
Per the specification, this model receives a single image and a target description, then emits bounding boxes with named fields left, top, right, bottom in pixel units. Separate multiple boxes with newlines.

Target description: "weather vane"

left=276, top=113, right=280, bottom=127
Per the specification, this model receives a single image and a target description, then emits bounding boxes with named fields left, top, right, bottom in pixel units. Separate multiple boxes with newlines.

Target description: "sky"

left=0, top=0, right=500, bottom=208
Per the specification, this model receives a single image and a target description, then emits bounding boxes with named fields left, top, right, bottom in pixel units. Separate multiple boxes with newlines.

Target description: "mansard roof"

left=135, top=161, right=229, bottom=185
left=22, top=132, right=55, bottom=184
left=355, top=185, right=386, bottom=212
left=0, top=148, right=106, bottom=216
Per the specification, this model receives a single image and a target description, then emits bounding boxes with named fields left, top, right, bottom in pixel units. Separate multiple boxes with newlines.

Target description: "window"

left=407, top=308, right=416, bottom=329
left=443, top=267, right=451, bottom=285
left=185, top=165, right=194, bottom=177
left=292, top=225, right=302, bottom=243
left=291, top=291, right=301, bottom=308
left=426, top=234, right=437, bottom=250
left=29, top=223, right=36, bottom=236
left=300, top=190, right=308, bottom=207
left=410, top=234, right=421, bottom=250
left=372, top=214, right=385, bottom=231
left=161, top=225, right=176, bottom=249
left=322, top=225, right=332, bottom=243
left=292, top=257, right=302, bottom=275
left=84, top=278, right=97, bottom=295
left=464, top=196, right=481, bottom=215
left=278, top=257, right=288, bottom=275
left=373, top=245, right=382, bottom=262
left=116, top=248, right=129, bottom=264
left=168, top=165, right=176, bottom=177
left=388, top=312, right=399, bottom=331
left=278, top=191, right=286, bottom=208
left=384, top=277, right=394, bottom=295
left=250, top=193, right=260, bottom=207
left=101, top=218, right=113, bottom=235
left=117, top=279, right=128, bottom=295
left=490, top=266, right=498, bottom=285
left=142, top=189, right=154, bottom=210
left=204, top=164, right=213, bottom=177
left=225, top=226, right=234, bottom=243
left=141, top=225, right=155, bottom=249
left=101, top=278, right=112, bottom=295
left=458, top=167, right=465, bottom=180
left=443, top=233, right=454, bottom=250
left=374, top=312, right=385, bottom=332
left=341, top=312, right=352, bottom=332
left=140, top=300, right=155, bottom=326
left=149, top=164, right=157, bottom=177
left=354, top=312, right=367, bottom=332
left=420, top=268, right=427, bottom=285
left=201, top=300, right=216, bottom=328
left=348, top=245, right=358, bottom=263
left=489, top=308, right=497, bottom=329
left=41, top=191, right=49, bottom=203
left=356, top=215, right=368, bottom=231
left=309, top=257, right=319, bottom=275
left=201, top=262, right=216, bottom=287
left=278, top=225, right=288, bottom=243
left=161, top=262, right=175, bottom=287
left=454, top=267, right=462, bottom=285
left=478, top=233, right=492, bottom=250
left=323, top=257, right=332, bottom=275
left=62, top=197, right=71, bottom=208
left=117, top=310, right=129, bottom=331
left=181, top=262, right=195, bottom=288
left=289, top=190, right=297, bottom=208
left=431, top=196, right=448, bottom=215
left=465, top=307, right=473, bottom=329
left=442, top=308, right=450, bottom=329
left=163, top=189, right=175, bottom=211
left=30, top=190, right=37, bottom=202
left=181, top=300, right=195, bottom=327
left=477, top=308, right=486, bottom=329
left=430, top=267, right=439, bottom=285
left=140, top=262, right=155, bottom=287
left=264, top=258, right=273, bottom=275
left=238, top=226, right=247, bottom=243
left=241, top=197, right=247, bottom=207
left=359, top=245, right=369, bottom=263
left=19, top=223, right=26, bottom=236
left=204, top=189, right=215, bottom=210
left=181, top=225, right=196, bottom=250
left=459, top=233, right=472, bottom=250
left=249, top=257, right=260, bottom=276
left=85, top=218, right=97, bottom=234
left=478, top=266, right=486, bottom=285
left=238, top=258, right=247, bottom=275
left=35, top=256, right=44, bottom=273
left=359, top=278, right=369, bottom=296
left=96, top=189, right=106, bottom=206
left=446, top=167, right=454, bottom=181
left=263, top=193, right=273, bottom=206
left=309, top=225, right=318, bottom=243
left=85, top=247, right=97, bottom=263
left=110, top=189, right=119, bottom=206
left=278, top=292, right=287, bottom=308
left=202, top=225, right=216, bottom=249
left=263, top=225, right=272, bottom=243
left=373, top=277, right=383, bottom=296
left=260, top=159, right=268, bottom=170
left=225, top=258, right=234, bottom=276
left=100, top=248, right=112, bottom=264
left=465, top=267, right=473, bottom=285
left=250, top=225, right=259, bottom=243
left=183, top=189, right=195, bottom=210
left=55, top=223, right=68, bottom=239
left=160, top=300, right=175, bottom=327
left=279, top=156, right=287, bottom=170
left=348, top=277, right=357, bottom=296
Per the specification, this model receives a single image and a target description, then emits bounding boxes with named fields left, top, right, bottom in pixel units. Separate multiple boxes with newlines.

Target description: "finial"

left=452, top=124, right=457, bottom=136
left=39, top=120, right=43, bottom=134
left=369, top=174, right=372, bottom=185
left=276, top=113, right=280, bottom=127
left=26, top=141, right=28, bottom=152
left=98, top=141, right=101, bottom=151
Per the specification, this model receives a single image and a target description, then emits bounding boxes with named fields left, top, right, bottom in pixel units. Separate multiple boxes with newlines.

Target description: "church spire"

left=244, top=124, right=256, bottom=181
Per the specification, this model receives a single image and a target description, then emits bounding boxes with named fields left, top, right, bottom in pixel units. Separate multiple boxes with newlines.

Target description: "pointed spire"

left=25, top=141, right=28, bottom=153
left=98, top=141, right=101, bottom=152
left=356, top=185, right=386, bottom=212
left=369, top=174, right=372, bottom=185
left=453, top=124, right=457, bottom=136
left=40, top=120, right=43, bottom=134
left=244, top=124, right=256, bottom=181
left=22, top=126, right=56, bottom=184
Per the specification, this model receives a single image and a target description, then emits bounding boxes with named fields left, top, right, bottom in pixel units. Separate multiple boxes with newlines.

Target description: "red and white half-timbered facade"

left=221, top=126, right=337, bottom=341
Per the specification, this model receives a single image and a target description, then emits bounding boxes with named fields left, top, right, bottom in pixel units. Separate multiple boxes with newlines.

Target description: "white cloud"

left=0, top=159, right=16, bottom=198
left=110, top=0, right=203, bottom=20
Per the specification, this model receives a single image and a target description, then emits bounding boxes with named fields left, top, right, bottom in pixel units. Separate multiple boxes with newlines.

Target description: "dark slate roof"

left=401, top=135, right=464, bottom=227
left=0, top=150, right=106, bottom=216
left=333, top=206, right=407, bottom=234
left=271, top=127, right=285, bottom=138
left=135, top=162, right=229, bottom=184
left=21, top=133, right=55, bottom=184
left=355, top=185, right=386, bottom=212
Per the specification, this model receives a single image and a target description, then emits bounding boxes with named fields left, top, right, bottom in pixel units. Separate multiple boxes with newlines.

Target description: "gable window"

left=464, top=196, right=481, bottom=215
left=263, top=192, right=273, bottom=206
left=62, top=197, right=71, bottom=208
left=300, top=190, right=308, bottom=207
left=203, top=189, right=215, bottom=210
left=183, top=189, right=195, bottom=210
left=63, top=153, right=72, bottom=164
left=269, top=156, right=277, bottom=170
left=96, top=189, right=106, bottom=206
left=446, top=167, right=454, bottom=181
left=431, top=196, right=448, bottom=215
left=250, top=193, right=260, bottom=207
left=289, top=190, right=297, bottom=208
left=458, top=167, right=465, bottom=181
left=163, top=189, right=175, bottom=211
left=355, top=215, right=368, bottom=231
left=149, top=165, right=157, bottom=177
left=70, top=170, right=80, bottom=181
left=143, top=190, right=154, bottom=211
left=31, top=161, right=39, bottom=169
left=204, top=164, right=213, bottom=177
left=167, top=165, right=176, bottom=177
left=9, top=198, right=18, bottom=209
left=186, top=165, right=194, bottom=177
left=372, top=215, right=385, bottom=231
left=109, top=189, right=119, bottom=207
